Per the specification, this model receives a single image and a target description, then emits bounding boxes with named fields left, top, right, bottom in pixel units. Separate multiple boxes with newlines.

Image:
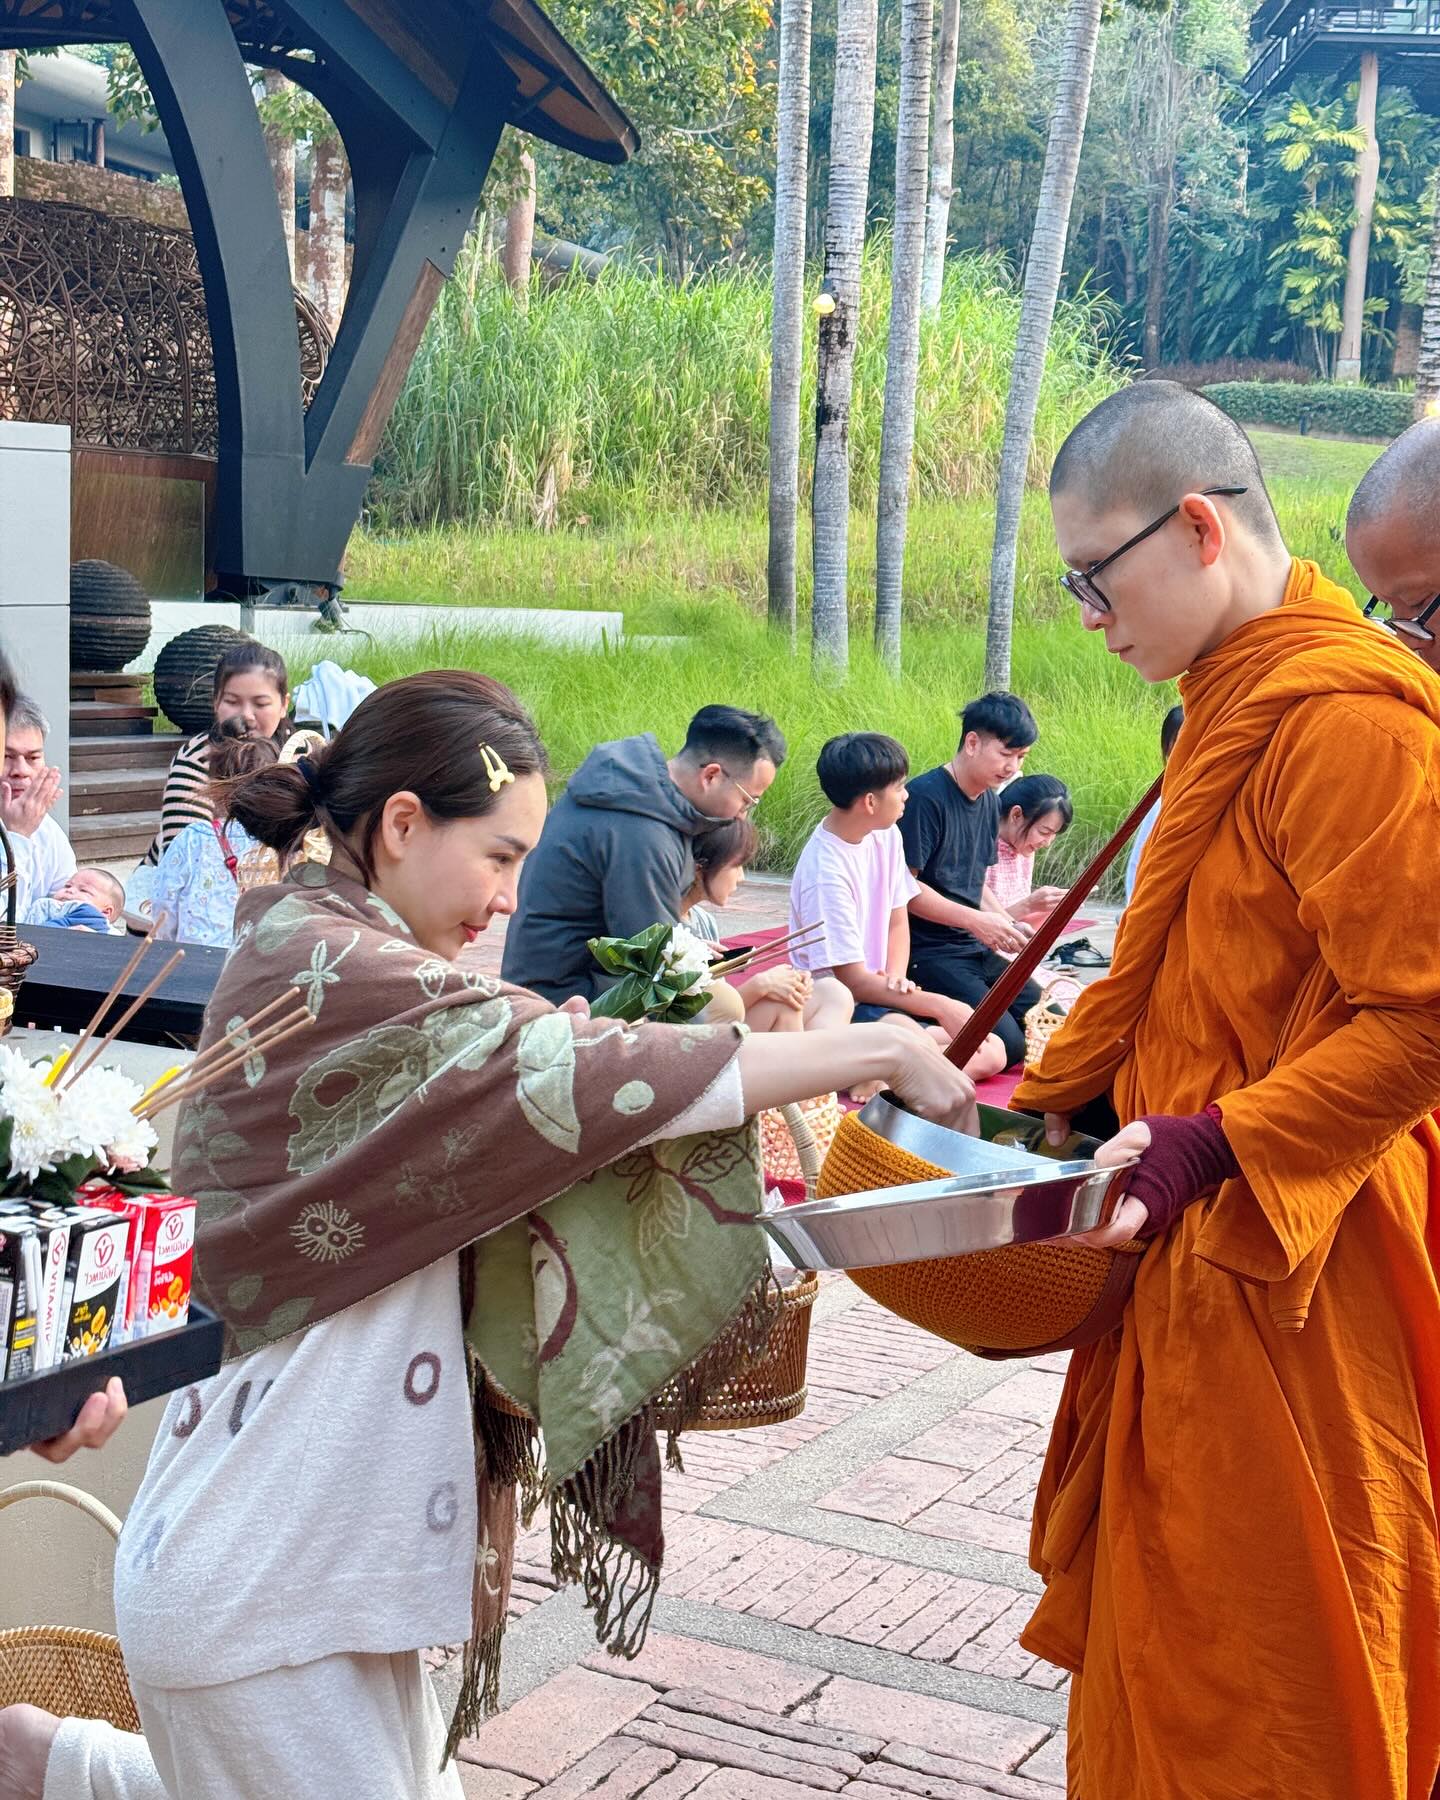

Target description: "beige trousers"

left=43, top=1650, right=464, bottom=1800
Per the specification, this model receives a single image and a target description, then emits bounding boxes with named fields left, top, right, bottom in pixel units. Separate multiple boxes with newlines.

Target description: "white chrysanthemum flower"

left=57, top=1066, right=148, bottom=1164
left=105, top=1114, right=159, bottom=1175
left=666, top=925, right=716, bottom=988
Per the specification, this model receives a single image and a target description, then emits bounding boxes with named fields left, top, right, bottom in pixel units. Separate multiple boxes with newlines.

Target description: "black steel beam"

left=262, top=0, right=453, bottom=149
left=123, top=0, right=308, bottom=585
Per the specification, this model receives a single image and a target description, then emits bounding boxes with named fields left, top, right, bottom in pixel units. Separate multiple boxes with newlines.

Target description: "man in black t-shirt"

left=899, top=692, right=1061, bottom=1068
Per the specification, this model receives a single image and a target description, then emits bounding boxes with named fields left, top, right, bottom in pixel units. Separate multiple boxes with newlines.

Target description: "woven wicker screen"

left=0, top=198, right=331, bottom=457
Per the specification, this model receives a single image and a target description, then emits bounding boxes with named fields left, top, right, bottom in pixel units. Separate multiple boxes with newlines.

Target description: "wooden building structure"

left=0, top=0, right=636, bottom=601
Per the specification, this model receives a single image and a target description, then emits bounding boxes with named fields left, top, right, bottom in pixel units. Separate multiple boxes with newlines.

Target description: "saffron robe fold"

left=1013, top=561, right=1440, bottom=1800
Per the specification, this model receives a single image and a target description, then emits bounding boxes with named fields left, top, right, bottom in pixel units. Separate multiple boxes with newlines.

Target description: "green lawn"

left=1249, top=427, right=1385, bottom=487
left=321, top=428, right=1372, bottom=892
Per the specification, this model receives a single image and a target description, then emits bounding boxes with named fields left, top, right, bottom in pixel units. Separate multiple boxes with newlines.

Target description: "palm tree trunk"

left=307, top=130, right=349, bottom=335
left=875, top=0, right=934, bottom=675
left=920, top=0, right=960, bottom=315
left=502, top=145, right=537, bottom=304
left=1337, top=49, right=1380, bottom=384
left=0, top=51, right=15, bottom=200
left=768, top=0, right=814, bottom=646
left=262, top=69, right=296, bottom=278
left=811, top=0, right=879, bottom=676
left=984, top=0, right=1103, bottom=691
left=1142, top=172, right=1175, bottom=369
left=1416, top=183, right=1440, bottom=420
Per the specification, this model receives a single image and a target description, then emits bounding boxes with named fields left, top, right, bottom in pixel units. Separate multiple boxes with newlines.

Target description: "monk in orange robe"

left=1011, top=382, right=1440, bottom=1799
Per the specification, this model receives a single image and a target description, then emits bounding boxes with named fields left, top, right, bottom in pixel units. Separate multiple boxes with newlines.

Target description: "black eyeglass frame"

left=1059, top=485, right=1251, bottom=617
left=1363, top=592, right=1440, bottom=645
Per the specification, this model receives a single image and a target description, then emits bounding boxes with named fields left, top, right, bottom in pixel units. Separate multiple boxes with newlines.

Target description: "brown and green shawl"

left=173, top=864, right=774, bottom=1755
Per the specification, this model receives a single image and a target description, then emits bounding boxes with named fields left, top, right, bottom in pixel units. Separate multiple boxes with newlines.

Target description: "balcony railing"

left=1244, top=2, right=1440, bottom=99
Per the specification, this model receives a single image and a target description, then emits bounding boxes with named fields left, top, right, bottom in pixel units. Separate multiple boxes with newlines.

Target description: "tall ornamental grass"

left=370, top=243, right=1127, bottom=531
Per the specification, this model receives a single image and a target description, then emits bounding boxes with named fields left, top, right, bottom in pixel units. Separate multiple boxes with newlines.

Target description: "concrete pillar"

left=0, top=422, right=71, bottom=831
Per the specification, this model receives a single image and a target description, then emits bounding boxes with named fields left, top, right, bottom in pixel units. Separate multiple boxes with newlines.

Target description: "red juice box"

left=133, top=1196, right=195, bottom=1338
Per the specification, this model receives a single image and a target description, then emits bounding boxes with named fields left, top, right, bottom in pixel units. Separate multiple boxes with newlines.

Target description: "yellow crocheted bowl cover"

left=818, top=1111, right=1142, bottom=1359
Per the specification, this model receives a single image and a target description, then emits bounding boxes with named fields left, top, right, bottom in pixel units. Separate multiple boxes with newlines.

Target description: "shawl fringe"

left=445, top=1267, right=781, bottom=1757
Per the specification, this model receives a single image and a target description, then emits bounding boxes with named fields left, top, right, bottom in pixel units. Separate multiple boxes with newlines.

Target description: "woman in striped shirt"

left=143, top=642, right=293, bottom=868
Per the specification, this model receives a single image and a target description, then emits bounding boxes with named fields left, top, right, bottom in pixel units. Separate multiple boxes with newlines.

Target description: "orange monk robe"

left=1012, top=560, right=1440, bottom=1800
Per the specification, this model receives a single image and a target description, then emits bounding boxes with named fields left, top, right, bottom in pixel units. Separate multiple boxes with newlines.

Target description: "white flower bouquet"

left=587, top=922, right=718, bottom=1023
left=0, top=1046, right=163, bottom=1206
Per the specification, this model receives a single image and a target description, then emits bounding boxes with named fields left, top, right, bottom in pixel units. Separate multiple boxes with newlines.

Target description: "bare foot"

left=0, top=1705, right=60, bottom=1800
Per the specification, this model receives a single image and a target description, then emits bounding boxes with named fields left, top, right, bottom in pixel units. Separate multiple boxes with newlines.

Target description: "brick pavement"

left=438, top=1290, right=1073, bottom=1799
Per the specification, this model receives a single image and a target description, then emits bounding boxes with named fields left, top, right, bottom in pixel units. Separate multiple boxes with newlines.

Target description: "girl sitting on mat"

left=680, top=816, right=853, bottom=1033
left=1, top=671, right=975, bottom=1800
left=987, top=773, right=1071, bottom=919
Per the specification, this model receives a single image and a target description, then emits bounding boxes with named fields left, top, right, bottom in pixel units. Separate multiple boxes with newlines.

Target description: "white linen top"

left=114, top=1062, right=746, bottom=1689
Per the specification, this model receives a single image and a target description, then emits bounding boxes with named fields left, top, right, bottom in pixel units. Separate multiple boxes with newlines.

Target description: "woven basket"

left=819, top=1110, right=1143, bottom=1362
left=0, top=821, right=37, bottom=1038
left=0, top=1482, right=141, bottom=1730
left=655, top=1103, right=819, bottom=1430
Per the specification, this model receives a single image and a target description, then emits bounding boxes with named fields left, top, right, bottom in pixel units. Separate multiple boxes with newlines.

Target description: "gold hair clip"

left=479, top=744, right=515, bottom=794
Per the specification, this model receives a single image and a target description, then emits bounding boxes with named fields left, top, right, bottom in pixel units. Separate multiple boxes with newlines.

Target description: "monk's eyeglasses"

left=1059, top=486, right=1250, bottom=616
left=1363, top=593, right=1440, bottom=645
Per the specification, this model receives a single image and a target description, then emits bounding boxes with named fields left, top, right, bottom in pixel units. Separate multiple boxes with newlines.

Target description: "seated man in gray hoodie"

left=503, top=704, right=787, bottom=1002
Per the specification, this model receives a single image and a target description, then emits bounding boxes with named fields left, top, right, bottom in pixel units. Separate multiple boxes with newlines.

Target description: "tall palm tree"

left=502, top=144, right=538, bottom=305
left=875, top=0, right=934, bottom=675
left=261, top=70, right=297, bottom=276
left=307, top=126, right=350, bottom=335
left=0, top=51, right=15, bottom=200
left=767, top=0, right=814, bottom=646
left=920, top=0, right=960, bottom=314
left=1417, top=183, right=1440, bottom=420
left=812, top=0, right=879, bottom=675
left=984, top=0, right=1103, bottom=690
left=1337, top=50, right=1381, bottom=383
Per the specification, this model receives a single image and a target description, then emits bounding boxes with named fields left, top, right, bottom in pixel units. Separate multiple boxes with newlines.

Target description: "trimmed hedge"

left=1203, top=380, right=1411, bottom=440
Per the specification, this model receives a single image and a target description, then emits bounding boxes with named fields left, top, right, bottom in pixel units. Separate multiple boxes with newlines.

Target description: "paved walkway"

left=436, top=1289, right=1070, bottom=1798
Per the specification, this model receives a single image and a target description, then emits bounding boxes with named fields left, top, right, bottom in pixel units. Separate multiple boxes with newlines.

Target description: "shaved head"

left=1347, top=418, right=1440, bottom=559
left=1345, top=418, right=1440, bottom=667
left=1050, top=381, right=1285, bottom=551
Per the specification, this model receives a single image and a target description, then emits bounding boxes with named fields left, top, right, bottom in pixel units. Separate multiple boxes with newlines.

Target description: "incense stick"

left=173, top=987, right=305, bottom=1089
left=139, top=1009, right=314, bottom=1119
left=64, top=950, right=187, bottom=1090
left=49, top=917, right=166, bottom=1090
left=944, top=774, right=1164, bottom=1071
left=711, top=921, right=821, bottom=974
left=718, top=933, right=828, bottom=982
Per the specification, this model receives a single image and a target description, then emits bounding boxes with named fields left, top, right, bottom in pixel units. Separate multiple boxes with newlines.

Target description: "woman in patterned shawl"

left=9, top=671, right=974, bottom=1800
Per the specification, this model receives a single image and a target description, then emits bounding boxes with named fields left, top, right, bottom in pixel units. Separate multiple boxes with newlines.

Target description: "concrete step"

left=69, top=810, right=156, bottom=860
left=70, top=700, right=160, bottom=739
left=70, top=733, right=183, bottom=771
left=70, top=765, right=167, bottom=818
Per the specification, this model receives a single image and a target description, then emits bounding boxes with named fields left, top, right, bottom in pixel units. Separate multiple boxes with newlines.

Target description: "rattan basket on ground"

left=0, top=1481, right=141, bottom=1730
left=653, top=1102, right=819, bottom=1431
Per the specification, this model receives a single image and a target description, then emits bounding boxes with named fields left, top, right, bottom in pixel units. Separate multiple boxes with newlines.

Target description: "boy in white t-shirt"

left=789, top=734, right=1005, bottom=1079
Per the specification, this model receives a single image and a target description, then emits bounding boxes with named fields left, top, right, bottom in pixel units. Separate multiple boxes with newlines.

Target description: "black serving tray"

left=0, top=1305, right=224, bottom=1456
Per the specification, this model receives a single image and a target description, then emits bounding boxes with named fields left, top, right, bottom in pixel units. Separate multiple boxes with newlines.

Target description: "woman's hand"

left=1010, top=887, right=1066, bottom=921
left=1069, top=1121, right=1150, bottom=1248
left=29, top=1378, right=127, bottom=1464
left=751, top=967, right=810, bottom=1010
left=560, top=995, right=591, bottom=1018
left=877, top=1023, right=978, bottom=1134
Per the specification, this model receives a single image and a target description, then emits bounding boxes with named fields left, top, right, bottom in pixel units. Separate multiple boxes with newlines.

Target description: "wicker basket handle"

left=0, top=1480, right=124, bottom=1542
left=778, top=1102, right=821, bottom=1202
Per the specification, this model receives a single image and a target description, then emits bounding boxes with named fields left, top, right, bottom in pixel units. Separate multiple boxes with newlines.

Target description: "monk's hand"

left=1077, top=1109, right=1240, bottom=1248
left=30, top=1377, right=127, bottom=1464
left=1045, top=1112, right=1072, bottom=1147
left=1071, top=1122, right=1153, bottom=1247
